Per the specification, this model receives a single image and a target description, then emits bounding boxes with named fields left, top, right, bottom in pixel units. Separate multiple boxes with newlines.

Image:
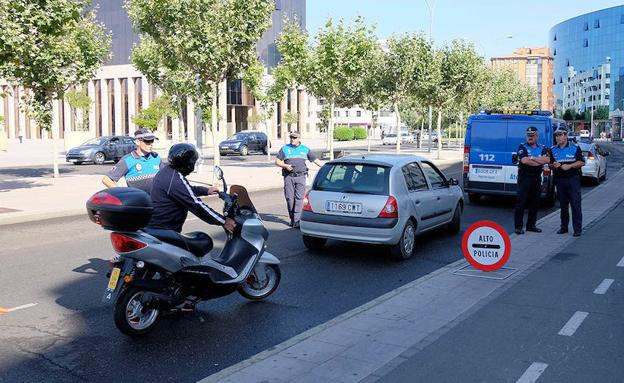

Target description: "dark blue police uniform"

left=550, top=142, right=585, bottom=235
left=277, top=143, right=317, bottom=225
left=514, top=142, right=548, bottom=231
left=106, top=151, right=164, bottom=194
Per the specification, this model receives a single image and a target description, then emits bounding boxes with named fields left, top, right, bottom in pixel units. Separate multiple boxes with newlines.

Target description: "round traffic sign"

left=461, top=220, right=511, bottom=272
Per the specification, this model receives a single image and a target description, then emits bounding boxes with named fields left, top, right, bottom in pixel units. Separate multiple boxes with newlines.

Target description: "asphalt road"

left=0, top=143, right=622, bottom=382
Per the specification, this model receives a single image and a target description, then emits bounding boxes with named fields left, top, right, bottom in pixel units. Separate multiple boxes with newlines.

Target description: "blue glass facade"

left=550, top=5, right=624, bottom=119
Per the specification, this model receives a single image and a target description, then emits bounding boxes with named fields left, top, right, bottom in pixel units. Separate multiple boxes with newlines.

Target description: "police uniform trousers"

left=555, top=175, right=582, bottom=233
left=284, top=175, right=306, bottom=223
left=514, top=175, right=541, bottom=229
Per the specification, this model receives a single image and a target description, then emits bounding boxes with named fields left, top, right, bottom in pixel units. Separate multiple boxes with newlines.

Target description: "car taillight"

left=303, top=191, right=312, bottom=212
left=110, top=233, right=147, bottom=253
left=587, top=151, right=595, bottom=160
left=378, top=196, right=398, bottom=218
left=463, top=145, right=470, bottom=172
left=89, top=191, right=122, bottom=206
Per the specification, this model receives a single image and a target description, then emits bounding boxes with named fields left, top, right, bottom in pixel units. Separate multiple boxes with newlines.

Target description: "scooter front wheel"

left=113, top=286, right=160, bottom=337
left=238, top=264, right=281, bottom=301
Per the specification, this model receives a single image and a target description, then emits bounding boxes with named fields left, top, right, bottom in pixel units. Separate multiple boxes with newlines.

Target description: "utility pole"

left=424, top=0, right=436, bottom=153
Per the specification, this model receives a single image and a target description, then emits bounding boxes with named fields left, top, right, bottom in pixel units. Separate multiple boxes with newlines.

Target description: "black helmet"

left=168, top=143, right=198, bottom=176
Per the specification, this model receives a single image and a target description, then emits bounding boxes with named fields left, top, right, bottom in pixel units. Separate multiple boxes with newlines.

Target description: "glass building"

left=550, top=5, right=624, bottom=138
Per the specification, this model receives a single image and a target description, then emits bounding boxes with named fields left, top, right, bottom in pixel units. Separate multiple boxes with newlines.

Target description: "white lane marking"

left=617, top=255, right=624, bottom=267
left=516, top=362, right=549, bottom=383
left=558, top=311, right=589, bottom=336
left=593, top=279, right=615, bottom=295
left=8, top=303, right=38, bottom=312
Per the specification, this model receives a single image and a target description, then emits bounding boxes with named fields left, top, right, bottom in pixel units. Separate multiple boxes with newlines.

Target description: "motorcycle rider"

left=148, top=143, right=236, bottom=234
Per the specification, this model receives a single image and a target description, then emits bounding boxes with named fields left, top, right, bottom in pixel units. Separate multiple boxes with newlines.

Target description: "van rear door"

left=467, top=120, right=507, bottom=189
left=505, top=120, right=546, bottom=191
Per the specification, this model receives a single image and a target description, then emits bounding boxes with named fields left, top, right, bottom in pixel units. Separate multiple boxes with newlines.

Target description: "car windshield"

left=386, top=134, right=397, bottom=138
left=228, top=133, right=247, bottom=140
left=81, top=137, right=107, bottom=146
left=314, top=163, right=390, bottom=195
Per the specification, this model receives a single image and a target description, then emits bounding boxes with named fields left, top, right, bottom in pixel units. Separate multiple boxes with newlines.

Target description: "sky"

left=306, top=0, right=624, bottom=59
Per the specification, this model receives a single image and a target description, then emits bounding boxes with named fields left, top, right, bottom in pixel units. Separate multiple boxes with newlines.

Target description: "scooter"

left=87, top=166, right=281, bottom=337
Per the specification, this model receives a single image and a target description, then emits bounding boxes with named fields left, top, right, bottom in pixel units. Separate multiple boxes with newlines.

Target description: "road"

left=0, top=143, right=622, bottom=382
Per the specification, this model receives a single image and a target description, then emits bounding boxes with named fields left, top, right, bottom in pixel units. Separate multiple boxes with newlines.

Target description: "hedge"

left=352, top=126, right=367, bottom=140
left=334, top=126, right=354, bottom=141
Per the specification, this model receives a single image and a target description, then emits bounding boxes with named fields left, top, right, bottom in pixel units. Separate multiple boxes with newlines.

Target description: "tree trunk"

left=394, top=102, right=401, bottom=154
left=328, top=101, right=335, bottom=160
left=212, top=86, right=220, bottom=169
left=436, top=109, right=442, bottom=160
left=428, top=105, right=433, bottom=153
left=52, top=124, right=60, bottom=178
left=265, top=105, right=271, bottom=162
left=419, top=118, right=424, bottom=149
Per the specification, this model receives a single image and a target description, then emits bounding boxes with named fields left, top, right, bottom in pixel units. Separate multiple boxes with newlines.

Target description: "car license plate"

left=107, top=267, right=121, bottom=290
left=473, top=167, right=499, bottom=175
left=326, top=201, right=362, bottom=214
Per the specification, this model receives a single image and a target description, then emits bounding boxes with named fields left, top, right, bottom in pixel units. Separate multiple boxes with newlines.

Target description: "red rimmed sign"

left=462, top=220, right=511, bottom=272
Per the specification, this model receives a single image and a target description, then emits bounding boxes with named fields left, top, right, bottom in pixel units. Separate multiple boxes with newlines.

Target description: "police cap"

left=289, top=132, right=300, bottom=139
left=554, top=126, right=568, bottom=134
left=526, top=126, right=538, bottom=136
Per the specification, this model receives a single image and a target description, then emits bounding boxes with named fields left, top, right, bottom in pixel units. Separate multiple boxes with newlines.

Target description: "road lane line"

left=0, top=303, right=38, bottom=314
left=516, top=362, right=548, bottom=383
left=593, top=279, right=615, bottom=295
left=558, top=311, right=589, bottom=336
left=617, top=255, right=624, bottom=267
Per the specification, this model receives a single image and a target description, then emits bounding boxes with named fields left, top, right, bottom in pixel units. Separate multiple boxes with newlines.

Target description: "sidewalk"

left=0, top=145, right=462, bottom=226
left=199, top=167, right=624, bottom=383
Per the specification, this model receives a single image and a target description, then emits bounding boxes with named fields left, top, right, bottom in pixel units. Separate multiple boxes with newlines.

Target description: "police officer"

left=148, top=143, right=236, bottom=234
left=550, top=127, right=585, bottom=236
left=102, top=128, right=164, bottom=194
left=275, top=132, right=323, bottom=228
left=514, top=126, right=551, bottom=234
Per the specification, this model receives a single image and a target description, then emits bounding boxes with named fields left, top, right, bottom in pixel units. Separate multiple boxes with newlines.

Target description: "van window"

left=506, top=121, right=546, bottom=151
left=470, top=121, right=506, bottom=150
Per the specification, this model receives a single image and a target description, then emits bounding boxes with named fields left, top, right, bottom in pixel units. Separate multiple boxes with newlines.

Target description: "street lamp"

left=423, top=0, right=436, bottom=153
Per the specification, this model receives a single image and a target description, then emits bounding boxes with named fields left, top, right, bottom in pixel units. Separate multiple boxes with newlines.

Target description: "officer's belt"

left=287, top=171, right=308, bottom=177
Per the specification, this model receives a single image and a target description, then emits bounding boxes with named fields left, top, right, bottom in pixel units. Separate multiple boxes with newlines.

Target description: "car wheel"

left=447, top=203, right=462, bottom=234
left=303, top=235, right=327, bottom=251
left=74, top=161, right=83, bottom=165
left=94, top=151, right=106, bottom=165
left=468, top=193, right=481, bottom=204
left=219, top=152, right=226, bottom=157
left=262, top=145, right=269, bottom=154
left=390, top=220, right=416, bottom=261
left=601, top=168, right=607, bottom=181
left=239, top=145, right=248, bottom=156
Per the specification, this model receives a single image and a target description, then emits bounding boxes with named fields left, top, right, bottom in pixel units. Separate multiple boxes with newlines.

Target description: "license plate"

left=107, top=267, right=121, bottom=290
left=326, top=201, right=362, bottom=214
left=473, top=168, right=500, bottom=175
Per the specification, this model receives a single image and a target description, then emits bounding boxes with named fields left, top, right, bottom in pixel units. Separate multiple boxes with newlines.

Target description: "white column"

left=7, top=86, right=16, bottom=139
left=128, top=77, right=137, bottom=132
left=229, top=106, right=236, bottom=136
left=299, top=89, right=308, bottom=136
left=141, top=77, right=150, bottom=110
left=18, top=87, right=27, bottom=138
left=187, top=99, right=196, bottom=145
left=101, top=79, right=110, bottom=136
left=87, top=81, right=97, bottom=136
left=290, top=88, right=299, bottom=132
left=218, top=79, right=227, bottom=140
left=171, top=116, right=180, bottom=143
left=114, top=78, right=123, bottom=136
left=63, top=94, right=73, bottom=134
left=52, top=99, right=61, bottom=140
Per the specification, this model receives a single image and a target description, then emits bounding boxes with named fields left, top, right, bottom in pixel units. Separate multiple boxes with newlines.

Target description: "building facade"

left=550, top=5, right=624, bottom=138
left=490, top=47, right=555, bottom=112
left=0, top=0, right=309, bottom=146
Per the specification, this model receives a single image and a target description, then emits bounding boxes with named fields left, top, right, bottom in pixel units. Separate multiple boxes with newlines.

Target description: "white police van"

left=463, top=110, right=566, bottom=206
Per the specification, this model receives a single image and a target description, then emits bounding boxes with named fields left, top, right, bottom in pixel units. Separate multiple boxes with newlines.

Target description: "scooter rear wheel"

left=238, top=264, right=281, bottom=301
left=114, top=287, right=160, bottom=337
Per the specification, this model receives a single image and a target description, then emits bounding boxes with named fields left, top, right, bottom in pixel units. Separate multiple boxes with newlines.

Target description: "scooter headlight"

left=136, top=261, right=145, bottom=268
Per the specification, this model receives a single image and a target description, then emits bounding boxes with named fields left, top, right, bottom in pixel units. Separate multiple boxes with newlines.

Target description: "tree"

left=594, top=105, right=610, bottom=120
left=0, top=0, right=111, bottom=177
left=563, top=108, right=576, bottom=121
left=276, top=17, right=378, bottom=159
left=126, top=0, right=275, bottom=171
left=282, top=112, right=299, bottom=133
left=65, top=89, right=92, bottom=131
left=360, top=44, right=389, bottom=151
left=379, top=33, right=436, bottom=153
left=479, top=67, right=539, bottom=111
left=132, top=95, right=174, bottom=131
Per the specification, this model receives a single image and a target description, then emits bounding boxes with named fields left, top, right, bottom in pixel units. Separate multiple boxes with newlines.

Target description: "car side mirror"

left=448, top=178, right=459, bottom=186
left=512, top=153, right=519, bottom=164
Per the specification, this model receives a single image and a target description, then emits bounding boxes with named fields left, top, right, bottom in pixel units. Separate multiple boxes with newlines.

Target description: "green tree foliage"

left=479, top=67, right=539, bottom=110
left=0, top=0, right=111, bottom=176
left=126, top=0, right=274, bottom=167
left=282, top=112, right=299, bottom=127
left=334, top=126, right=355, bottom=141
left=65, top=89, right=92, bottom=131
left=246, top=111, right=265, bottom=130
left=352, top=126, right=367, bottom=140
left=131, top=95, right=174, bottom=131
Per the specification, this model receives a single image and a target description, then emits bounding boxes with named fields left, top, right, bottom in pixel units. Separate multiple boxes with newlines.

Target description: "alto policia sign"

left=462, top=220, right=511, bottom=272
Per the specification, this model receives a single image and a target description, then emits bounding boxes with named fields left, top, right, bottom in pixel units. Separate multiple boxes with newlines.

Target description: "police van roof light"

left=478, top=109, right=552, bottom=116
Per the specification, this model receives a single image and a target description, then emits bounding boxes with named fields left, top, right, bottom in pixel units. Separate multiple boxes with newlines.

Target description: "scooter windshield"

left=229, top=185, right=257, bottom=213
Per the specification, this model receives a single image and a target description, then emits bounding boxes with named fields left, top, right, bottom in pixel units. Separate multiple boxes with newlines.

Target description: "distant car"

left=300, top=154, right=464, bottom=260
left=382, top=133, right=398, bottom=145
left=66, top=136, right=136, bottom=165
left=421, top=133, right=439, bottom=144
left=401, top=132, right=414, bottom=144
left=219, top=131, right=270, bottom=156
left=579, top=129, right=591, bottom=138
left=578, top=141, right=608, bottom=184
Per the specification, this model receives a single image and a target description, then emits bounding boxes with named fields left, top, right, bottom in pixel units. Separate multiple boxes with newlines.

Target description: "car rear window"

left=314, top=163, right=390, bottom=195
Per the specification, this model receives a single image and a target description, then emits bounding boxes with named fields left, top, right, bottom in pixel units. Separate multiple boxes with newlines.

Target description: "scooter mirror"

left=214, top=166, right=224, bottom=180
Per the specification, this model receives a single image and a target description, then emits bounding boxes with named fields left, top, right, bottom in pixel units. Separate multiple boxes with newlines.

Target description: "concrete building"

left=0, top=0, right=311, bottom=147
left=490, top=47, right=555, bottom=112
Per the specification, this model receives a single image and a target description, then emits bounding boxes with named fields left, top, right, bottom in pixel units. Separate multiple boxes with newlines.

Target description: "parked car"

left=66, top=136, right=136, bottom=165
left=421, top=133, right=439, bottom=144
left=219, top=130, right=270, bottom=156
left=578, top=141, right=608, bottom=184
left=579, top=129, right=591, bottom=138
left=382, top=133, right=398, bottom=145
left=300, top=154, right=463, bottom=260
left=401, top=132, right=414, bottom=144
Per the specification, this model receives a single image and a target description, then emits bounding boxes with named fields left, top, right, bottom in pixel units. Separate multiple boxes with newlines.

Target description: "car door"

left=106, top=137, right=120, bottom=159
left=420, top=161, right=455, bottom=226
left=248, top=134, right=260, bottom=151
left=122, top=137, right=135, bottom=155
left=594, top=144, right=607, bottom=176
left=401, top=162, right=438, bottom=230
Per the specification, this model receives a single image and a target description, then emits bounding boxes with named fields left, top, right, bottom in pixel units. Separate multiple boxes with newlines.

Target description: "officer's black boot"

left=557, top=228, right=568, bottom=234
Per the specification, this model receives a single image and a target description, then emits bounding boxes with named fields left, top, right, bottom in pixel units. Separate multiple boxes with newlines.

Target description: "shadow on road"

left=0, top=166, right=78, bottom=179
left=0, top=179, right=50, bottom=192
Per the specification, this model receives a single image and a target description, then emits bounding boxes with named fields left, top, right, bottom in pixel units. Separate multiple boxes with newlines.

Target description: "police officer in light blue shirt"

left=102, top=128, right=164, bottom=194
left=275, top=132, right=323, bottom=228
left=550, top=127, right=585, bottom=236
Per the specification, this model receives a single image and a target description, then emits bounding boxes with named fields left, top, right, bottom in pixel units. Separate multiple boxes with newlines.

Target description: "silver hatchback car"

left=300, top=154, right=464, bottom=259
